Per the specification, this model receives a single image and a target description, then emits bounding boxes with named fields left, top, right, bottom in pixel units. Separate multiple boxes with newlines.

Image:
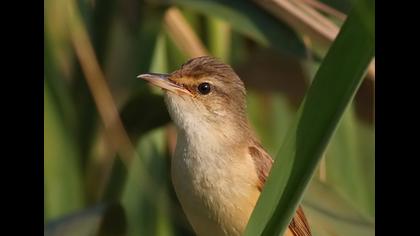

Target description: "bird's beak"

left=137, top=73, right=192, bottom=96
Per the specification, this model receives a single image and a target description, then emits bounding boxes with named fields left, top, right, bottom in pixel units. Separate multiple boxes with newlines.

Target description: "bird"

left=138, top=56, right=311, bottom=236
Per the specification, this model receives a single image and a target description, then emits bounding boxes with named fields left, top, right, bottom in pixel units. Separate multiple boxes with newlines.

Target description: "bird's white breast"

left=171, top=128, right=260, bottom=236
left=164, top=92, right=261, bottom=235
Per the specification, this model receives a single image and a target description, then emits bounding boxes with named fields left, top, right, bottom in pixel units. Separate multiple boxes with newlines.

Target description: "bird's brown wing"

left=249, top=141, right=312, bottom=236
left=249, top=143, right=273, bottom=192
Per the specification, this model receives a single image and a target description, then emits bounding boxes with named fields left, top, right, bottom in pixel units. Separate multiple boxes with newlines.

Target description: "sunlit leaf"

left=244, top=0, right=374, bottom=235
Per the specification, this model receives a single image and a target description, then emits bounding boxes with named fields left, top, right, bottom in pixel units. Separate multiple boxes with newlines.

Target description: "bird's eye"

left=197, top=82, right=211, bottom=95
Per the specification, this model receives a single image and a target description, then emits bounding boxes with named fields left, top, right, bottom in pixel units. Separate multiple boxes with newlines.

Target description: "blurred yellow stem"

left=66, top=0, right=136, bottom=167
left=164, top=7, right=209, bottom=58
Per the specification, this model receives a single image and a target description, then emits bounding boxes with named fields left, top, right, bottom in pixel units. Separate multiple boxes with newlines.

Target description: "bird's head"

left=138, top=56, right=250, bottom=141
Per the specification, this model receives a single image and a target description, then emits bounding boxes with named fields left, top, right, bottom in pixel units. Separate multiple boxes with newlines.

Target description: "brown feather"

left=248, top=143, right=273, bottom=191
left=249, top=140, right=312, bottom=236
left=289, top=206, right=311, bottom=236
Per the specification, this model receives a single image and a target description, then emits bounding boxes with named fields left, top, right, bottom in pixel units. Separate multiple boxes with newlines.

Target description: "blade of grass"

left=244, top=0, right=374, bottom=235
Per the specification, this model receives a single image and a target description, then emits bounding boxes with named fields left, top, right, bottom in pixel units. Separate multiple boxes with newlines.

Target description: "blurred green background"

left=44, top=0, right=374, bottom=235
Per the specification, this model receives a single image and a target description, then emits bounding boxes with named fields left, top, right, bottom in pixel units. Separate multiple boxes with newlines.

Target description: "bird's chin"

left=164, top=92, right=192, bottom=128
left=163, top=93, right=211, bottom=131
